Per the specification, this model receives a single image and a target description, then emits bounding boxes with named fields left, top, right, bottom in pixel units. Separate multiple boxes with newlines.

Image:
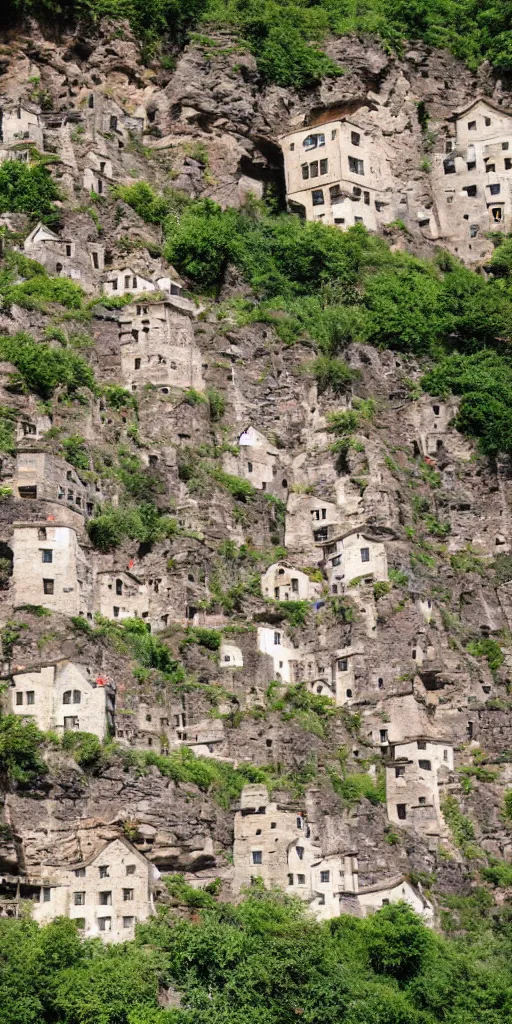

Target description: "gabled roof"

left=452, top=96, right=512, bottom=121
left=48, top=834, right=153, bottom=871
left=24, top=221, right=61, bottom=247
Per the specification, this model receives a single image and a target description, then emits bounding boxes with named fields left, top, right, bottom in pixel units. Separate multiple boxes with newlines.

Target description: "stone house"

left=102, top=267, right=188, bottom=302
left=280, top=115, right=395, bottom=229
left=83, top=151, right=113, bottom=195
left=95, top=570, right=149, bottom=621
left=431, top=98, right=512, bottom=258
left=36, top=837, right=156, bottom=942
left=0, top=103, right=43, bottom=150
left=219, top=642, right=244, bottom=668
left=257, top=626, right=298, bottom=684
left=15, top=408, right=52, bottom=446
left=386, top=737, right=454, bottom=835
left=351, top=875, right=434, bottom=923
left=285, top=494, right=342, bottom=561
left=23, top=222, right=105, bottom=290
left=118, top=301, right=204, bottom=393
left=302, top=645, right=364, bottom=705
left=223, top=427, right=280, bottom=492
left=8, top=659, right=114, bottom=739
left=12, top=521, right=87, bottom=616
left=261, top=563, right=322, bottom=602
left=322, top=529, right=388, bottom=594
left=13, top=451, right=97, bottom=517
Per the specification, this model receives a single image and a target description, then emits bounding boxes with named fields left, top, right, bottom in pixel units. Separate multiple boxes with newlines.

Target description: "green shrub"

left=0, top=160, right=59, bottom=219
left=0, top=333, right=94, bottom=399
left=61, top=730, right=103, bottom=771
left=313, top=356, right=361, bottom=396
left=0, top=714, right=46, bottom=784
left=466, top=638, right=504, bottom=673
left=87, top=503, right=178, bottom=552
left=61, top=435, right=89, bottom=471
left=113, top=182, right=170, bottom=224
left=182, top=627, right=222, bottom=651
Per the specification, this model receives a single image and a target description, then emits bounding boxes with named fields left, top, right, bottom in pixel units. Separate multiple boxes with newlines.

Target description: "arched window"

left=63, top=691, right=72, bottom=704
left=73, top=690, right=81, bottom=704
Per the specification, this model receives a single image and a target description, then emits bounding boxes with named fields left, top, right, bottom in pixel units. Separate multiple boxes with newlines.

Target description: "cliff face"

left=1, top=18, right=512, bottom=929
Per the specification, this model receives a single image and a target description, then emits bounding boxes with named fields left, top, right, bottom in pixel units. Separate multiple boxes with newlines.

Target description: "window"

left=134, top=358, right=141, bottom=369
left=355, top=216, right=363, bottom=224
left=348, top=156, right=364, bottom=175
left=15, top=692, right=23, bottom=706
left=444, top=158, right=456, bottom=174
left=332, top=555, right=341, bottom=567
left=297, top=874, right=306, bottom=885
left=418, top=759, right=431, bottom=770
left=320, top=870, right=330, bottom=883
left=43, top=888, right=51, bottom=902
left=485, top=116, right=491, bottom=126
left=351, top=131, right=360, bottom=146
left=364, top=190, right=370, bottom=205
left=99, top=891, right=112, bottom=905
left=505, top=158, right=512, bottom=170
left=470, top=224, right=479, bottom=237
left=43, top=579, right=54, bottom=595
left=309, top=160, right=318, bottom=177
left=123, top=916, right=135, bottom=928
left=97, top=179, right=103, bottom=195
left=290, top=142, right=295, bottom=151
left=274, top=632, right=281, bottom=645
left=301, top=163, right=309, bottom=180
left=26, top=691, right=35, bottom=705
left=492, top=207, right=503, bottom=221
left=489, top=183, right=501, bottom=195
left=312, top=190, right=324, bottom=206
left=115, top=579, right=123, bottom=595
left=288, top=873, right=294, bottom=885
left=113, top=607, right=120, bottom=618
left=417, top=740, right=426, bottom=750
left=92, top=251, right=99, bottom=269
left=132, top=277, right=137, bottom=288
left=73, top=690, right=81, bottom=704
left=380, top=729, right=388, bottom=743
left=360, top=547, right=370, bottom=562
left=123, top=888, right=134, bottom=901
left=337, top=658, right=348, bottom=672
left=318, top=134, right=325, bottom=146
left=468, top=120, right=476, bottom=130
left=314, top=527, right=328, bottom=541
left=397, top=804, right=407, bottom=820
left=346, top=688, right=352, bottom=698
left=418, top=796, right=426, bottom=805
left=64, top=716, right=78, bottom=730
left=296, top=816, right=303, bottom=829
left=331, top=129, right=337, bottom=139
left=463, top=184, right=477, bottom=197
left=395, top=765, right=405, bottom=778
left=63, top=691, right=72, bottom=705
left=74, top=892, right=85, bottom=905
left=109, top=115, right=117, bottom=130
left=75, top=868, right=86, bottom=878
left=487, top=163, right=496, bottom=172
left=320, top=159, right=328, bottom=174
left=99, top=866, right=109, bottom=878
left=443, top=749, right=448, bottom=761
left=99, top=917, right=112, bottom=932
left=247, top=461, right=253, bottom=472
left=296, top=846, right=304, bottom=860
left=291, top=578, right=299, bottom=593
left=304, top=135, right=317, bottom=150
left=252, top=851, right=262, bottom=865
left=502, top=141, right=509, bottom=150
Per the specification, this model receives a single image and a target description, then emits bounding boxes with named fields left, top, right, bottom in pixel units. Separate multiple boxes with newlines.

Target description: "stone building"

left=13, top=837, right=156, bottom=942
left=0, top=103, right=43, bottom=151
left=233, top=786, right=433, bottom=922
left=385, top=737, right=454, bottom=835
left=12, top=521, right=87, bottom=616
left=281, top=115, right=395, bottom=228
left=223, top=427, right=280, bottom=492
left=7, top=659, right=114, bottom=739
left=83, top=151, right=113, bottom=195
left=302, top=645, right=364, bottom=705
left=118, top=301, right=204, bottom=393
left=219, top=641, right=244, bottom=668
left=13, top=451, right=97, bottom=517
left=23, top=221, right=105, bottom=289
left=322, top=529, right=388, bottom=594
left=284, top=494, right=342, bottom=562
left=432, top=98, right=512, bottom=259
left=95, top=570, right=149, bottom=621
left=257, top=626, right=298, bottom=683
left=261, top=562, right=322, bottom=602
